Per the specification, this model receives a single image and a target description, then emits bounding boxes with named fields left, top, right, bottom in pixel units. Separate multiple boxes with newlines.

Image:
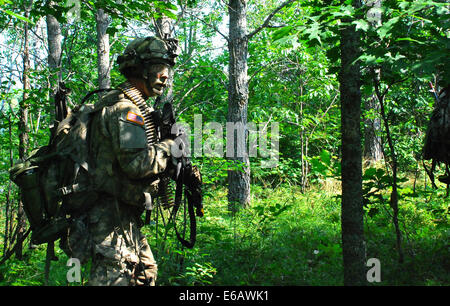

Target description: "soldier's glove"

left=154, top=138, right=176, bottom=175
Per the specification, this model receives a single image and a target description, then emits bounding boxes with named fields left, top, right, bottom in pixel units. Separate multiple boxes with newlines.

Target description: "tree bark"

left=46, top=14, right=62, bottom=84
left=16, top=0, right=33, bottom=260
left=186, top=1, right=292, bottom=211
left=154, top=1, right=174, bottom=106
left=46, top=8, right=63, bottom=125
left=227, top=0, right=251, bottom=211
left=3, top=115, right=14, bottom=255
left=96, top=8, right=111, bottom=89
left=363, top=0, right=382, bottom=163
left=363, top=95, right=382, bottom=162
left=339, top=0, right=366, bottom=286
left=43, top=6, right=63, bottom=280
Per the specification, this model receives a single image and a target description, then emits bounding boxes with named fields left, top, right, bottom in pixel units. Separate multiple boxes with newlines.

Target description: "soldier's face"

left=145, top=64, right=170, bottom=97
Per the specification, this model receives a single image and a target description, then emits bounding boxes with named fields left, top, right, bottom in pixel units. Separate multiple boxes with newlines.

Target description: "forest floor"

left=0, top=176, right=448, bottom=286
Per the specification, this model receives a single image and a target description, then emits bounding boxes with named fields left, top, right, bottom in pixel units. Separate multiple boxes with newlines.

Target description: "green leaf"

left=395, top=37, right=426, bottom=45
left=0, top=8, right=34, bottom=24
left=363, top=167, right=377, bottom=180
left=378, top=16, right=400, bottom=39
left=353, top=19, right=370, bottom=32
left=304, top=22, right=322, bottom=45
left=320, top=150, right=331, bottom=166
left=272, top=26, right=293, bottom=42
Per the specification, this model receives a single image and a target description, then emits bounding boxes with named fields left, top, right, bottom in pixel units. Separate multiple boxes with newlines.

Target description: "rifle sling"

left=172, top=167, right=197, bottom=249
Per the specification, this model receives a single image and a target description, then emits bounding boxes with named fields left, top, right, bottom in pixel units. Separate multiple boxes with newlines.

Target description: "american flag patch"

left=126, top=111, right=145, bottom=126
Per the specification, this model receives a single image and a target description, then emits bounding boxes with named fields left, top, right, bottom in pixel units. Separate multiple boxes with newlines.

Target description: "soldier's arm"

left=101, top=100, right=174, bottom=179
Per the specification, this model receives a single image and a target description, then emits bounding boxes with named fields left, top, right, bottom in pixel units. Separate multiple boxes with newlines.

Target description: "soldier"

left=60, top=36, right=180, bottom=286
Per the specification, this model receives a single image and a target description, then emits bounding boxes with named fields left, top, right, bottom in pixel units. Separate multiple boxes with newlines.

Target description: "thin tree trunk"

left=363, top=0, right=382, bottom=163
left=339, top=0, right=366, bottom=286
left=3, top=115, right=14, bottom=256
left=96, top=8, right=110, bottom=90
left=227, top=0, right=251, bottom=211
left=154, top=2, right=174, bottom=106
left=46, top=13, right=62, bottom=93
left=300, top=99, right=305, bottom=190
left=184, top=0, right=292, bottom=211
left=16, top=1, right=33, bottom=260
left=363, top=95, right=382, bottom=162
left=46, top=9, right=62, bottom=140
left=44, top=7, right=63, bottom=282
left=373, top=76, right=404, bottom=264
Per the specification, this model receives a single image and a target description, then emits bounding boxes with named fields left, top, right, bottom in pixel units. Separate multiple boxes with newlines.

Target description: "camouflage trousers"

left=61, top=196, right=157, bottom=286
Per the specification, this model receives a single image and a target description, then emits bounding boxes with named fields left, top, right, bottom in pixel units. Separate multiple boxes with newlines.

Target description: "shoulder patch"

left=126, top=111, right=145, bottom=126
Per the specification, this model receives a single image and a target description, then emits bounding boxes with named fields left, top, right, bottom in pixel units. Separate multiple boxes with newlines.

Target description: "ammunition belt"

left=118, top=82, right=174, bottom=209
left=118, top=82, right=158, bottom=143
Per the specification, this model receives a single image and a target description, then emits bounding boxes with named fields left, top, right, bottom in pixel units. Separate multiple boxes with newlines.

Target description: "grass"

left=153, top=177, right=448, bottom=286
left=0, top=178, right=448, bottom=286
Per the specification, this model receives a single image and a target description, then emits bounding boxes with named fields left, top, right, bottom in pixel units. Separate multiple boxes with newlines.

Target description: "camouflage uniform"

left=61, top=88, right=173, bottom=286
left=61, top=37, right=179, bottom=286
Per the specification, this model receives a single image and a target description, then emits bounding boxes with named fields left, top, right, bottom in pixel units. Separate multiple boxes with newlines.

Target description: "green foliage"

left=0, top=179, right=448, bottom=286
left=0, top=0, right=449, bottom=287
left=0, top=244, right=89, bottom=286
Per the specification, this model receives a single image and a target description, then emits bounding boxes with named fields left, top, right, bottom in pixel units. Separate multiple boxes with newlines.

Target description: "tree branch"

left=184, top=10, right=229, bottom=43
left=247, top=0, right=296, bottom=40
left=177, top=74, right=210, bottom=105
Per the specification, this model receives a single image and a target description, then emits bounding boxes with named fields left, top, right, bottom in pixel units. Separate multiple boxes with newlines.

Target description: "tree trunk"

left=3, top=115, right=14, bottom=255
left=46, top=11, right=62, bottom=125
left=43, top=8, right=63, bottom=281
left=363, top=0, right=382, bottom=163
left=339, top=0, right=366, bottom=286
left=46, top=14, right=62, bottom=84
left=96, top=8, right=110, bottom=90
left=154, top=2, right=174, bottom=106
left=373, top=76, right=404, bottom=265
left=363, top=95, right=382, bottom=162
left=227, top=0, right=251, bottom=211
left=16, top=1, right=33, bottom=260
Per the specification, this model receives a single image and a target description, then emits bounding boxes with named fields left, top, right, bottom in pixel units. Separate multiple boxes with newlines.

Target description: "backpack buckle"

left=58, top=184, right=80, bottom=196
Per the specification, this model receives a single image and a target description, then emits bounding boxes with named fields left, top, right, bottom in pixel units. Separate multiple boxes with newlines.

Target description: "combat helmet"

left=117, top=36, right=180, bottom=76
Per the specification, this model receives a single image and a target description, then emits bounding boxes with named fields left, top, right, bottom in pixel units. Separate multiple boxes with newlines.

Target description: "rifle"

left=157, top=102, right=203, bottom=248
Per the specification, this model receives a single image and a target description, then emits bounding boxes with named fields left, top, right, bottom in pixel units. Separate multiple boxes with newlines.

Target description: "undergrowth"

left=0, top=179, right=448, bottom=286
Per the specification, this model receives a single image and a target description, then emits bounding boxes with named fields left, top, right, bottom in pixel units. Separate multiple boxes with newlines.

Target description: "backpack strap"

left=80, top=88, right=114, bottom=105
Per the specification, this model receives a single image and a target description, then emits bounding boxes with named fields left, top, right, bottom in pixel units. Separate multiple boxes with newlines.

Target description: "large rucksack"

left=422, top=85, right=450, bottom=187
left=9, top=89, right=110, bottom=245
